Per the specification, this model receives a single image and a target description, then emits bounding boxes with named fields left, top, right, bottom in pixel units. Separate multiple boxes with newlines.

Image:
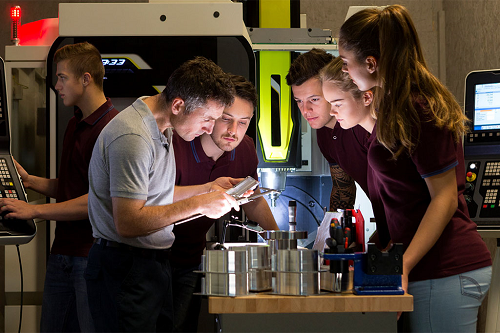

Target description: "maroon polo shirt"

left=171, top=133, right=259, bottom=267
left=367, top=102, right=491, bottom=282
left=316, top=123, right=370, bottom=195
left=51, top=98, right=119, bottom=257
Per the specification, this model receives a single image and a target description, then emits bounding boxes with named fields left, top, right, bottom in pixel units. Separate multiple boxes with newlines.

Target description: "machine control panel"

left=467, top=132, right=500, bottom=144
left=0, top=57, right=36, bottom=244
left=466, top=160, right=500, bottom=224
left=463, top=69, right=500, bottom=227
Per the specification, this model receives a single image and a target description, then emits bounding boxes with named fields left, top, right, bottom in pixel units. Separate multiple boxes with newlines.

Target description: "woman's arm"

left=402, top=167, right=458, bottom=291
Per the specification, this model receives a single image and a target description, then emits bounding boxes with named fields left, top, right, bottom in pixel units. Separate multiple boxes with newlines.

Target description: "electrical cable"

left=15, top=244, right=23, bottom=333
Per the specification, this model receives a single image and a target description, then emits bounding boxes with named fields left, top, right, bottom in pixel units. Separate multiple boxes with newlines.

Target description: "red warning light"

left=11, top=6, right=21, bottom=19
left=11, top=6, right=21, bottom=45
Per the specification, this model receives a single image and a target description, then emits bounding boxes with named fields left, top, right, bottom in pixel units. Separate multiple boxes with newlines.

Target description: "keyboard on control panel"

left=465, top=160, right=500, bottom=225
left=481, top=162, right=500, bottom=210
left=0, top=158, right=19, bottom=201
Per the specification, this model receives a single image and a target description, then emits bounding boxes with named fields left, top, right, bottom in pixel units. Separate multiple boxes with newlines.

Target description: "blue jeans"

left=85, top=242, right=173, bottom=332
left=172, top=265, right=202, bottom=332
left=40, top=254, right=94, bottom=332
left=404, top=266, right=492, bottom=332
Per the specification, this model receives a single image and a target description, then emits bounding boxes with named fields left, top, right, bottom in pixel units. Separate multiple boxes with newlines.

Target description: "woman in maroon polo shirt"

left=334, top=5, right=492, bottom=332
left=318, top=57, right=392, bottom=248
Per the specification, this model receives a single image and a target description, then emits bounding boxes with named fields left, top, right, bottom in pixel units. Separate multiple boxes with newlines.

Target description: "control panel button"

left=464, top=195, right=472, bottom=204
left=466, top=172, right=477, bottom=182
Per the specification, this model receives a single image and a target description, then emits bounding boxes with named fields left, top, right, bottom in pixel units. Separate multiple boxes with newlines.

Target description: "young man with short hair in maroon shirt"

left=171, top=74, right=278, bottom=332
left=0, top=42, right=119, bottom=332
left=286, top=48, right=370, bottom=211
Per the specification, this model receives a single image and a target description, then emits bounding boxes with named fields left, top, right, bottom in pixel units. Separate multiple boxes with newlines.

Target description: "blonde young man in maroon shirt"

left=286, top=49, right=370, bottom=211
left=0, top=42, right=119, bottom=332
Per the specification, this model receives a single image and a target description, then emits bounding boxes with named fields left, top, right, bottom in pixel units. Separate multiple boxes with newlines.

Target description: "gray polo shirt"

left=88, top=97, right=175, bottom=249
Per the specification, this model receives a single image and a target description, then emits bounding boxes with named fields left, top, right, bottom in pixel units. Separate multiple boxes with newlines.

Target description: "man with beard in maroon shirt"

left=171, top=74, right=278, bottom=332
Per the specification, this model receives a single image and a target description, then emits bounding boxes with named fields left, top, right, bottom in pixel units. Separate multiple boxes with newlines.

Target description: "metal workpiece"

left=270, top=249, right=322, bottom=296
left=263, top=230, right=308, bottom=241
left=246, top=245, right=272, bottom=292
left=241, top=245, right=270, bottom=269
left=202, top=248, right=248, bottom=274
left=229, top=244, right=273, bottom=292
left=199, top=246, right=326, bottom=296
left=276, top=249, right=319, bottom=272
left=199, top=249, right=249, bottom=297
left=274, top=271, right=320, bottom=296
left=201, top=272, right=249, bottom=297
left=225, top=176, right=259, bottom=198
left=264, top=230, right=308, bottom=253
left=199, top=245, right=273, bottom=295
left=265, top=230, right=308, bottom=271
left=248, top=269, right=273, bottom=292
left=320, top=267, right=353, bottom=293
left=248, top=27, right=333, bottom=44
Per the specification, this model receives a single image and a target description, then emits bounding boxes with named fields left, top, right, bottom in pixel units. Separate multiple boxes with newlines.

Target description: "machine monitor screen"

left=464, top=69, right=500, bottom=152
left=473, top=82, right=500, bottom=131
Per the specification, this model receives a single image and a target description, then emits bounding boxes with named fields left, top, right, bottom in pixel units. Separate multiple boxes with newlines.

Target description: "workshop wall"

left=444, top=0, right=500, bottom=108
left=300, top=0, right=444, bottom=82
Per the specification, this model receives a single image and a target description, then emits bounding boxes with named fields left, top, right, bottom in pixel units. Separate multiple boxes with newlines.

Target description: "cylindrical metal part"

left=288, top=200, right=297, bottom=231
left=200, top=248, right=250, bottom=296
left=276, top=249, right=319, bottom=272
left=204, top=248, right=247, bottom=273
left=277, top=238, right=298, bottom=250
left=274, top=271, right=320, bottom=296
left=204, top=272, right=249, bottom=296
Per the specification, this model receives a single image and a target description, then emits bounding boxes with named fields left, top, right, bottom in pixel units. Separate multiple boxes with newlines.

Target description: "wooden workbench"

left=208, top=293, right=413, bottom=332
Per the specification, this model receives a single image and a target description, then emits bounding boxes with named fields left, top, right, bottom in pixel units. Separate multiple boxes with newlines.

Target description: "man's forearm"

left=113, top=190, right=237, bottom=238
left=173, top=183, right=211, bottom=202
left=35, top=194, right=89, bottom=220
left=243, top=195, right=279, bottom=230
left=27, top=176, right=59, bottom=199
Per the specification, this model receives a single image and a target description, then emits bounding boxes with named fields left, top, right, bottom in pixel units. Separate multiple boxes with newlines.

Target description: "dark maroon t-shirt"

left=316, top=123, right=370, bottom=195
left=367, top=106, right=491, bottom=282
left=51, top=98, right=119, bottom=257
left=171, top=133, right=259, bottom=267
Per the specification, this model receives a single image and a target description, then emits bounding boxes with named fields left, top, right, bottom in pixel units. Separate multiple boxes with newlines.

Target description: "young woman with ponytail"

left=337, top=5, right=491, bottom=332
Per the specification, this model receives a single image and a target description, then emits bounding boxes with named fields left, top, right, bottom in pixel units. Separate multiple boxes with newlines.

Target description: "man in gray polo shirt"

left=85, top=57, right=240, bottom=332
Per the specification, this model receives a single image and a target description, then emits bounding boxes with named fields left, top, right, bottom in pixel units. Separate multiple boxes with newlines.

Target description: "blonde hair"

left=319, top=57, right=377, bottom=120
